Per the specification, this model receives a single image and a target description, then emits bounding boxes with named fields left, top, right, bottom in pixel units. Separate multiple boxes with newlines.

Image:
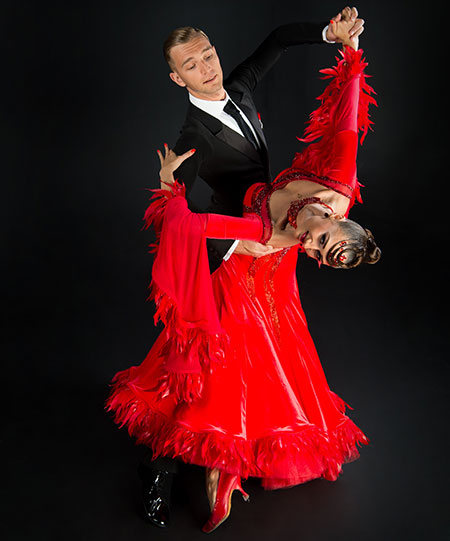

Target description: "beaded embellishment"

left=287, top=197, right=335, bottom=229
left=327, top=240, right=349, bottom=267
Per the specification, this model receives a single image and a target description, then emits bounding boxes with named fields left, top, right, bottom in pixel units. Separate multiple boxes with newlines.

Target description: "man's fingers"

left=351, top=6, right=358, bottom=20
left=341, top=6, right=352, bottom=20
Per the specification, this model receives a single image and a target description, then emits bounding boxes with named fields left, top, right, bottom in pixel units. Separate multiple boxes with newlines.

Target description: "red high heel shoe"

left=202, top=471, right=250, bottom=533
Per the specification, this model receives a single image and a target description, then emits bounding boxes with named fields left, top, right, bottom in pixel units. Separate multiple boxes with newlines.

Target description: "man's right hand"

left=233, top=240, right=282, bottom=257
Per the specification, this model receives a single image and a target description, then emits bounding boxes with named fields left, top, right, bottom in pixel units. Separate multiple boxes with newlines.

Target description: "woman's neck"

left=269, top=180, right=349, bottom=227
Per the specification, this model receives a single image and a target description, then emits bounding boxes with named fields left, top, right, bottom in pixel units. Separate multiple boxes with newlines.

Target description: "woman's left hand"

left=157, top=143, right=196, bottom=188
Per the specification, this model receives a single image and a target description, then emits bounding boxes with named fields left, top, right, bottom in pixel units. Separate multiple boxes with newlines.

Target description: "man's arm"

left=172, top=130, right=212, bottom=199
left=224, top=6, right=365, bottom=94
left=224, top=21, right=328, bottom=94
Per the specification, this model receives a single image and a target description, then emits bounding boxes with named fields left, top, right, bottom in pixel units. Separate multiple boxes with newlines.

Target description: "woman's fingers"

left=350, top=18, right=364, bottom=37
left=351, top=25, right=364, bottom=39
left=157, top=145, right=196, bottom=172
left=182, top=148, right=196, bottom=160
left=156, top=148, right=163, bottom=167
left=174, top=148, right=196, bottom=167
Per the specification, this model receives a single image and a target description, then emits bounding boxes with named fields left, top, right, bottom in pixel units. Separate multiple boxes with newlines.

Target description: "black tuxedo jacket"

left=172, top=21, right=327, bottom=265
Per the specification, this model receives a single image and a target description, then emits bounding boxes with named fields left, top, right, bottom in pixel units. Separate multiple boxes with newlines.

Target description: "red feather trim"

left=144, top=372, right=204, bottom=404
left=140, top=179, right=227, bottom=404
left=105, top=370, right=369, bottom=489
left=293, top=47, right=377, bottom=207
left=142, top=180, right=186, bottom=252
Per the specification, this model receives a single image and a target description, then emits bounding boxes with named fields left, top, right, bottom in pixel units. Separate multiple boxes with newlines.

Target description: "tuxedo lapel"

left=186, top=102, right=223, bottom=135
left=237, top=101, right=268, bottom=151
left=227, top=89, right=268, bottom=153
left=215, top=124, right=261, bottom=162
left=226, top=89, right=270, bottom=180
left=187, top=102, right=262, bottom=164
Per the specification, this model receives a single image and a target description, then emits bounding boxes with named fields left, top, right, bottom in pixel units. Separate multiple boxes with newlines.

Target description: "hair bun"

left=364, top=229, right=382, bottom=264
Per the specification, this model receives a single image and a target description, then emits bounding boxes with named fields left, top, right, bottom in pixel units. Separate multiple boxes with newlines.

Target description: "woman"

left=106, top=20, right=380, bottom=533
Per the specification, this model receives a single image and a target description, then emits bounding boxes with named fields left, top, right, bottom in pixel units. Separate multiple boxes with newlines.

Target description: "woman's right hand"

left=156, top=143, right=196, bottom=188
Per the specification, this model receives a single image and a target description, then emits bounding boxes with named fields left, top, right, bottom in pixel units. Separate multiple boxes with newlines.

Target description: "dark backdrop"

left=3, top=1, right=448, bottom=540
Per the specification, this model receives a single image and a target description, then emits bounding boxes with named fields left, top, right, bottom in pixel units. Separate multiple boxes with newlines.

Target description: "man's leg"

left=138, top=449, right=180, bottom=528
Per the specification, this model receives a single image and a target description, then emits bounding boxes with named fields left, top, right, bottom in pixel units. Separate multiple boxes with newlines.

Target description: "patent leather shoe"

left=140, top=469, right=173, bottom=528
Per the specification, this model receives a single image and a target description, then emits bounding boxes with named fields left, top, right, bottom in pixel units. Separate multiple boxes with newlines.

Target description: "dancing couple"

left=106, top=5, right=380, bottom=533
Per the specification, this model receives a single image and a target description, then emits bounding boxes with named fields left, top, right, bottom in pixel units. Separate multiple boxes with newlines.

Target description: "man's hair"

left=163, top=26, right=210, bottom=70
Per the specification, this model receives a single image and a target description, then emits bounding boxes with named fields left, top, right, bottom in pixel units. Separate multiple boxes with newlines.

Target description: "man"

left=140, top=6, right=364, bottom=528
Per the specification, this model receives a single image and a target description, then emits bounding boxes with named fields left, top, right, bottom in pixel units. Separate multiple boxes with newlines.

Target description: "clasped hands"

left=326, top=6, right=364, bottom=50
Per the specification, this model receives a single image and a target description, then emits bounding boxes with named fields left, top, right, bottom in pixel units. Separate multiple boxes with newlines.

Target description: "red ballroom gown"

left=105, top=47, right=377, bottom=490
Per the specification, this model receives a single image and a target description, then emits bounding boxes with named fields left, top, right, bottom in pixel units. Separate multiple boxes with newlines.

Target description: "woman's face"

left=294, top=204, right=347, bottom=266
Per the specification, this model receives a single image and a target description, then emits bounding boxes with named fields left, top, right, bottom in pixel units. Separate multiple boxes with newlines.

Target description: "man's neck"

left=187, top=88, right=227, bottom=101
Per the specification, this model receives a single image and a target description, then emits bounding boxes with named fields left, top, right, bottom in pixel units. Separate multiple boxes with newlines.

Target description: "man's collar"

left=188, top=89, right=230, bottom=114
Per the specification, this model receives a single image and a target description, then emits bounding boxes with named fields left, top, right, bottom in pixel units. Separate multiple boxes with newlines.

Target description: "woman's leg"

left=205, top=467, right=221, bottom=511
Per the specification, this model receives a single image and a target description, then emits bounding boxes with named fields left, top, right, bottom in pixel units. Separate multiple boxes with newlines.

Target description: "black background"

left=3, top=1, right=448, bottom=540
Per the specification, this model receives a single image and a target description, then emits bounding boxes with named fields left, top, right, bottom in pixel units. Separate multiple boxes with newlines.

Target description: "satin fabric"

left=108, top=246, right=368, bottom=489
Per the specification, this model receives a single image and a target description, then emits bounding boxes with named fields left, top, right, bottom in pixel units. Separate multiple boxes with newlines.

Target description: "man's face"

left=168, top=36, right=225, bottom=101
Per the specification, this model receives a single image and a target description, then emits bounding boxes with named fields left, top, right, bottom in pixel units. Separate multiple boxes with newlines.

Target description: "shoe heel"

left=236, top=479, right=250, bottom=502
left=241, top=491, right=250, bottom=503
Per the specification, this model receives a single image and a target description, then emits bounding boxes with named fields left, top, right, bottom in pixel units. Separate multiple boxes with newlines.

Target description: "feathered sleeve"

left=291, top=46, right=377, bottom=209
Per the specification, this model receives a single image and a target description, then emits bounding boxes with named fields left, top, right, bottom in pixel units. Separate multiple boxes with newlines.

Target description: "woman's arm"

left=291, top=30, right=376, bottom=207
left=156, top=144, right=287, bottom=247
left=157, top=146, right=263, bottom=241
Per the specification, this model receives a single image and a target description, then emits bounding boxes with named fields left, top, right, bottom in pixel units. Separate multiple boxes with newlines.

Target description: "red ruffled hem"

left=105, top=369, right=369, bottom=490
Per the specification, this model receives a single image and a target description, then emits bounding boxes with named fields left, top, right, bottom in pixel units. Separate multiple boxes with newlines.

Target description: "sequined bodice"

left=242, top=167, right=353, bottom=244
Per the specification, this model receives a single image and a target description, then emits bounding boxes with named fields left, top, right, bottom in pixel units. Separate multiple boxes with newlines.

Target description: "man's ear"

left=169, top=71, right=186, bottom=88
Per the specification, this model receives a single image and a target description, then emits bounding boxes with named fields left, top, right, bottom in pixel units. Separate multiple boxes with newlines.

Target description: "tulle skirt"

left=106, top=246, right=369, bottom=489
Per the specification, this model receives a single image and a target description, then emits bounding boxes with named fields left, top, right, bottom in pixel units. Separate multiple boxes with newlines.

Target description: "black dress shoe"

left=140, top=468, right=173, bottom=528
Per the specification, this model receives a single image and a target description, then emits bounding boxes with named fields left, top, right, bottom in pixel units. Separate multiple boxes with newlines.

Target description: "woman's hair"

left=163, top=27, right=211, bottom=69
left=326, top=219, right=381, bottom=269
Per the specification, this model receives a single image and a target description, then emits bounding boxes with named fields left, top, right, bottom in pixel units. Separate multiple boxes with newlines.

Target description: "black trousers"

left=138, top=448, right=180, bottom=478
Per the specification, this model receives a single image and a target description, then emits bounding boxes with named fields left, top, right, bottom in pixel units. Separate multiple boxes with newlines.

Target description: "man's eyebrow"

left=181, top=46, right=213, bottom=67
